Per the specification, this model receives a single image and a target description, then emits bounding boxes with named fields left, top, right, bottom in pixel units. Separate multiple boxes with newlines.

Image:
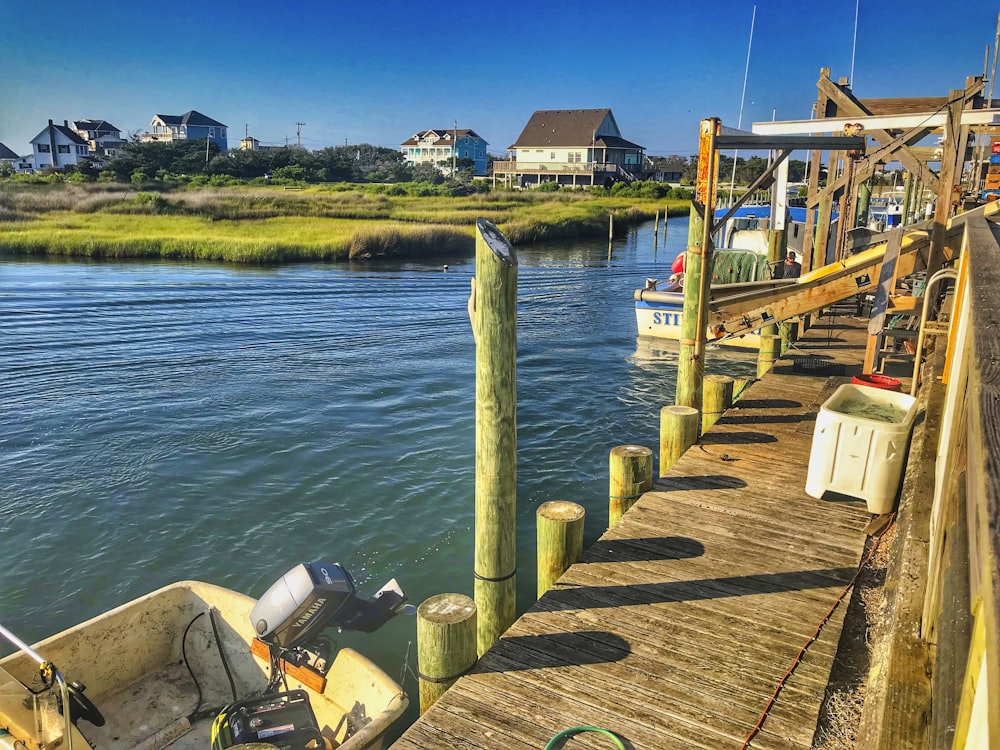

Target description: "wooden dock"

left=392, top=312, right=892, bottom=750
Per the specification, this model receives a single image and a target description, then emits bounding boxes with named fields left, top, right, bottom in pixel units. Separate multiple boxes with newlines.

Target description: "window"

left=568, top=152, right=581, bottom=163
left=57, top=145, right=70, bottom=154
left=550, top=152, right=556, bottom=160
left=37, top=144, right=50, bottom=153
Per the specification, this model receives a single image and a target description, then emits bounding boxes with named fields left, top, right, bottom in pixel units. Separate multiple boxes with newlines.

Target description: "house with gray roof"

left=30, top=120, right=91, bottom=171
left=71, top=119, right=126, bottom=160
left=140, top=110, right=228, bottom=151
left=401, top=128, right=489, bottom=176
left=493, top=108, right=647, bottom=188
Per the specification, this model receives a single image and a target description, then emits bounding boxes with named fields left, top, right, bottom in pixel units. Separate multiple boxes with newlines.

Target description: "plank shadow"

left=540, top=567, right=857, bottom=611
left=476, top=630, right=632, bottom=672
left=699, top=431, right=779, bottom=445
left=714, top=412, right=816, bottom=425
left=652, top=474, right=748, bottom=491
left=731, top=398, right=803, bottom=409
left=585, top=536, right=705, bottom=562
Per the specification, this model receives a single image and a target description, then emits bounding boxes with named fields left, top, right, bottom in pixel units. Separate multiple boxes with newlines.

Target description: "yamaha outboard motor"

left=250, top=561, right=410, bottom=649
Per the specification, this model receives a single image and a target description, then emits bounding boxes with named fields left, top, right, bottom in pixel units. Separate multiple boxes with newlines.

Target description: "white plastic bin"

left=805, top=383, right=918, bottom=513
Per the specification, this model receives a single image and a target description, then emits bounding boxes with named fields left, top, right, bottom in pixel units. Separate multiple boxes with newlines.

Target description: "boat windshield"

left=0, top=664, right=69, bottom=748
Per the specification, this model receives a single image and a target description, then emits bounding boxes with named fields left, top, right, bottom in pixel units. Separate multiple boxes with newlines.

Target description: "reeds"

left=0, top=183, right=682, bottom=264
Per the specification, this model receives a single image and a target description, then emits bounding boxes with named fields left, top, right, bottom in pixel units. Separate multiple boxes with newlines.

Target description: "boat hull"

left=635, top=297, right=762, bottom=349
left=0, top=581, right=407, bottom=750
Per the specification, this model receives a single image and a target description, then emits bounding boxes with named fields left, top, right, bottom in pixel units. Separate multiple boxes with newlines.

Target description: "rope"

left=738, top=513, right=895, bottom=749
left=544, top=726, right=626, bottom=750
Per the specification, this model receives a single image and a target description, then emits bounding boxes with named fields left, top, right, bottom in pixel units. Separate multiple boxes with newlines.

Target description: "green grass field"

left=0, top=183, right=690, bottom=263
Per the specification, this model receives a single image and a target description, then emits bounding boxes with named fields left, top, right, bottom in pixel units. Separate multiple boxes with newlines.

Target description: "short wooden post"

left=536, top=501, right=585, bottom=597
left=733, top=377, right=756, bottom=402
left=609, top=445, right=652, bottom=527
left=416, top=594, right=477, bottom=714
left=779, top=320, right=799, bottom=354
left=472, top=218, right=518, bottom=656
left=702, top=374, right=734, bottom=433
left=757, top=332, right=781, bottom=377
left=660, top=405, right=699, bottom=476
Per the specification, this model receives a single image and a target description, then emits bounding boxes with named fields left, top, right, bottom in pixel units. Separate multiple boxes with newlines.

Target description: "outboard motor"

left=251, top=561, right=411, bottom=649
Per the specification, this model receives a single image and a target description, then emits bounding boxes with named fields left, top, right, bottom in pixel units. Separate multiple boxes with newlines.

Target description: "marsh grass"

left=0, top=183, right=686, bottom=263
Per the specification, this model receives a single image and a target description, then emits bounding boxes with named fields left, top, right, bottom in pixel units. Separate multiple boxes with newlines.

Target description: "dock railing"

left=897, top=209, right=1000, bottom=748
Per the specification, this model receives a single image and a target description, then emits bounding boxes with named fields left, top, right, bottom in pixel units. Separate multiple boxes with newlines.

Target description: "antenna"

left=728, top=4, right=756, bottom=204
left=296, top=122, right=306, bottom=147
left=850, top=0, right=860, bottom=87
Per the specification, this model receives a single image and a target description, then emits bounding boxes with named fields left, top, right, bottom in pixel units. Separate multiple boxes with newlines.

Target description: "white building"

left=30, top=120, right=91, bottom=170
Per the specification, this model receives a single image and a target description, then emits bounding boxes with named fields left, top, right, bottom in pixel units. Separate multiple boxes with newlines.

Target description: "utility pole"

left=296, top=122, right=305, bottom=148
left=453, top=119, right=458, bottom=177
left=205, top=134, right=211, bottom=164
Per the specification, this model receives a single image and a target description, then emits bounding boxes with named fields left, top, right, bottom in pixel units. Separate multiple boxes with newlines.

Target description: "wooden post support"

left=536, top=501, right=585, bottom=597
left=609, top=445, right=652, bottom=527
left=416, top=594, right=477, bottom=714
left=780, top=319, right=799, bottom=354
left=677, top=118, right=719, bottom=410
left=660, top=405, right=699, bottom=476
left=702, top=374, right=734, bottom=433
left=733, top=377, right=756, bottom=402
left=757, top=333, right=781, bottom=377
left=471, top=218, right=518, bottom=656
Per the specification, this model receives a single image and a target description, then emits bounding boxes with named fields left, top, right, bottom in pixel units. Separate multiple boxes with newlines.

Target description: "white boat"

left=0, top=562, right=411, bottom=750
left=634, top=205, right=809, bottom=347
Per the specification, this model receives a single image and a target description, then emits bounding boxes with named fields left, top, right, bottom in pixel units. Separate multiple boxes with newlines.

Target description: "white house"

left=401, top=128, right=489, bottom=176
left=30, top=120, right=92, bottom=171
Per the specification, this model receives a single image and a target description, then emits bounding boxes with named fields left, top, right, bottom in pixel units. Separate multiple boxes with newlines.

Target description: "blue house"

left=140, top=110, right=228, bottom=151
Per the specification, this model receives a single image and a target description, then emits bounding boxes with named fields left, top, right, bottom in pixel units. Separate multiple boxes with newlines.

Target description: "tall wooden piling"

left=536, top=501, right=585, bottom=597
left=471, top=218, right=518, bottom=656
left=702, top=374, right=734, bottom=433
left=660, top=405, right=699, bottom=476
left=609, top=212, right=614, bottom=241
left=609, top=445, right=652, bottom=527
left=416, top=594, right=477, bottom=714
left=677, top=118, right=719, bottom=412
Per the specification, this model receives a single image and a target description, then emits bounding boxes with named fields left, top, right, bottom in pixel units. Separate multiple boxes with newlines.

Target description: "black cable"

left=181, top=612, right=206, bottom=715
left=208, top=607, right=238, bottom=702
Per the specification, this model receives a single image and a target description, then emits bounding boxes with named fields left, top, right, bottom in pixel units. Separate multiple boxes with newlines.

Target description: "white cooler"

left=805, top=383, right=919, bottom=513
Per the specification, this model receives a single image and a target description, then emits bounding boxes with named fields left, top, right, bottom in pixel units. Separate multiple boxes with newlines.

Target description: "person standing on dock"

left=782, top=251, right=801, bottom=279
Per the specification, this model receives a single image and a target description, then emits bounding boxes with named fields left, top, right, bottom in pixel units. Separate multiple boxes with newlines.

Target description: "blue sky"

left=1, top=0, right=996, bottom=158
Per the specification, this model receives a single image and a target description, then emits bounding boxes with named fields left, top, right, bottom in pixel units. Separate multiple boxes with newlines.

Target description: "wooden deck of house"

left=391, top=309, right=902, bottom=750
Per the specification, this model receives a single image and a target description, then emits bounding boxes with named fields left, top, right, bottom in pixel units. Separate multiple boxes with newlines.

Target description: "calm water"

left=0, top=218, right=757, bottom=735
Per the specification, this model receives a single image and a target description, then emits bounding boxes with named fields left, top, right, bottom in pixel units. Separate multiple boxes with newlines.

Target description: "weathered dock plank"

left=392, top=318, right=879, bottom=749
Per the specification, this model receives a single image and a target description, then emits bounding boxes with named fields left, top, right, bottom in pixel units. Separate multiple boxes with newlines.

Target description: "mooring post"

left=733, top=377, right=756, bottom=402
left=471, top=218, right=518, bottom=656
left=608, top=445, right=652, bottom=527
left=416, top=594, right=477, bottom=714
left=660, top=405, right=699, bottom=476
left=609, top=212, right=614, bottom=241
left=677, top=118, right=719, bottom=413
left=757, top=333, right=781, bottom=377
left=536, top=501, right=585, bottom=597
left=780, top=319, right=799, bottom=353
left=702, top=374, right=734, bottom=433
left=654, top=210, right=659, bottom=236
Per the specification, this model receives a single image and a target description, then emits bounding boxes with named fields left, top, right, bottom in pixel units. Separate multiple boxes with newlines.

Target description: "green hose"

left=544, top=725, right=626, bottom=750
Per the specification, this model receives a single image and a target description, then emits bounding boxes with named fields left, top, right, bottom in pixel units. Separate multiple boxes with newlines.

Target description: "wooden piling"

left=416, top=594, right=477, bottom=714
left=702, top=374, right=734, bottom=433
left=677, top=118, right=719, bottom=411
left=660, top=405, right=699, bottom=476
left=654, top=210, right=660, bottom=236
left=733, top=377, right=756, bottom=402
left=757, top=333, right=781, bottom=377
left=472, top=218, right=518, bottom=656
left=536, top=501, right=585, bottom=597
left=609, top=445, right=653, bottom=527
left=609, top=212, right=614, bottom=241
